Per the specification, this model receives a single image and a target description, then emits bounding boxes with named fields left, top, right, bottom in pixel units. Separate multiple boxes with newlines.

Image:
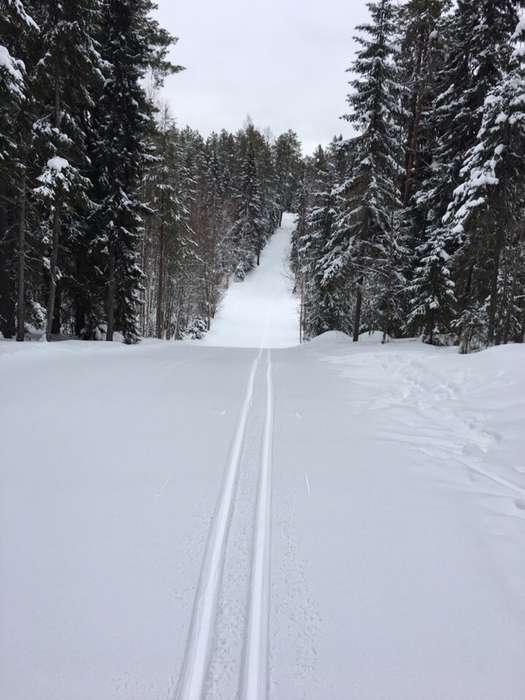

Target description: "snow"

left=0, top=45, right=23, bottom=81
left=2, top=219, right=525, bottom=699
left=35, top=157, right=74, bottom=198
left=46, top=156, right=70, bottom=171
left=0, top=45, right=24, bottom=97
left=513, top=15, right=525, bottom=39
left=201, top=212, right=300, bottom=348
left=7, top=0, right=39, bottom=30
left=176, top=347, right=265, bottom=700
left=271, top=336, right=525, bottom=699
